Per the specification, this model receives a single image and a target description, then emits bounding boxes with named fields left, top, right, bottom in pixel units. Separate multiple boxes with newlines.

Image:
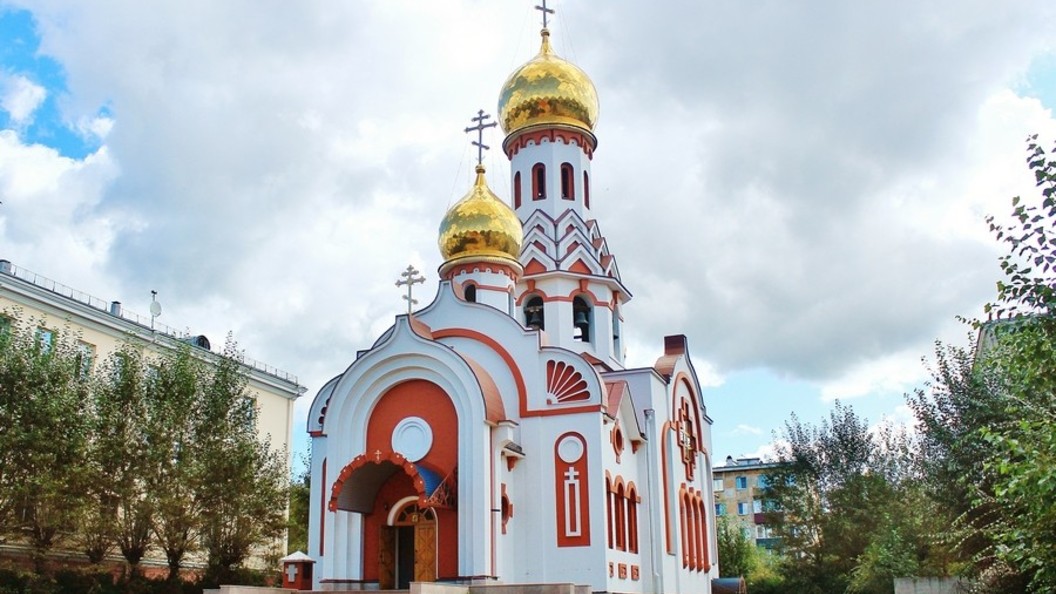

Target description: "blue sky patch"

left=0, top=7, right=107, bottom=159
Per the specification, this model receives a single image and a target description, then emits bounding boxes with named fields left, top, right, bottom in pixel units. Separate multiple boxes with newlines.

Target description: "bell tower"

left=497, top=10, right=630, bottom=367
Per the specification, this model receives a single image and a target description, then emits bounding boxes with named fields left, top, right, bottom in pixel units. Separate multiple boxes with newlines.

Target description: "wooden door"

left=413, top=523, right=436, bottom=583
left=378, top=526, right=396, bottom=589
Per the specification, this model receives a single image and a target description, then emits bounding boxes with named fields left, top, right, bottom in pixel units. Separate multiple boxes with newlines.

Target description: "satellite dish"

left=150, top=300, right=162, bottom=317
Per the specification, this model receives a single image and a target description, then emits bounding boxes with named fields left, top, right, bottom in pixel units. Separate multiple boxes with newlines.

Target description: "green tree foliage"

left=716, top=516, right=755, bottom=578
left=970, top=134, right=1056, bottom=592
left=285, top=461, right=310, bottom=555
left=196, top=338, right=288, bottom=585
left=764, top=402, right=947, bottom=594
left=0, top=312, right=91, bottom=571
left=0, top=315, right=289, bottom=582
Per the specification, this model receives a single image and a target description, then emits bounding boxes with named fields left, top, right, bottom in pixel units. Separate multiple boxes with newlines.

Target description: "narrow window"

left=612, top=308, right=622, bottom=358
left=583, top=171, right=590, bottom=209
left=606, top=478, right=614, bottom=549
left=628, top=486, right=639, bottom=553
left=524, top=295, right=545, bottom=330
left=514, top=171, right=522, bottom=209
left=561, top=162, right=574, bottom=200
left=615, top=483, right=626, bottom=551
left=464, top=284, right=477, bottom=303
left=532, top=163, right=546, bottom=200
left=573, top=296, right=591, bottom=342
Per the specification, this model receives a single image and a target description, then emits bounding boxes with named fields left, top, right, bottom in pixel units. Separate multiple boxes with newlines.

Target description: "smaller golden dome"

left=438, top=165, right=524, bottom=274
left=498, top=29, right=599, bottom=136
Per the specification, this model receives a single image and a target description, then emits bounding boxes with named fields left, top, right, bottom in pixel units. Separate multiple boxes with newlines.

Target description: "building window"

left=36, top=327, right=54, bottom=352
left=76, top=341, right=96, bottom=376
left=715, top=503, right=726, bottom=516
left=532, top=163, right=546, bottom=200
left=737, top=502, right=749, bottom=515
left=627, top=485, right=639, bottom=553
left=524, top=295, right=545, bottom=330
left=753, top=499, right=762, bottom=514
left=560, top=162, right=574, bottom=200
left=757, top=475, right=770, bottom=489
left=572, top=296, right=592, bottom=342
left=606, top=477, right=614, bottom=549
left=583, top=171, right=590, bottom=208
left=514, top=171, right=522, bottom=209
left=735, top=476, right=748, bottom=490
left=713, top=478, right=724, bottom=492
left=615, top=483, right=626, bottom=551
left=463, top=283, right=477, bottom=303
left=612, top=308, right=622, bottom=359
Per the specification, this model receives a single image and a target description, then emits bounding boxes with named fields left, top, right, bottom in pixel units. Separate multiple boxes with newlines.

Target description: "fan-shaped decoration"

left=546, top=360, right=591, bottom=404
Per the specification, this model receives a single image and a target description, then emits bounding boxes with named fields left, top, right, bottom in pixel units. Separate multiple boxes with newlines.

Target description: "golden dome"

left=438, top=165, right=524, bottom=273
left=497, top=29, right=599, bottom=136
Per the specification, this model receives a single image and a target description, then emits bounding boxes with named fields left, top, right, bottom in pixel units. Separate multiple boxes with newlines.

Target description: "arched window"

left=561, top=162, right=574, bottom=200
left=606, top=477, right=614, bottom=549
left=514, top=171, right=522, bottom=209
left=615, top=482, right=627, bottom=551
left=532, top=163, right=546, bottom=200
left=464, top=283, right=477, bottom=303
left=573, top=296, right=592, bottom=342
left=612, top=307, right=622, bottom=359
left=583, top=171, right=590, bottom=209
left=628, top=484, right=639, bottom=553
left=524, top=295, right=544, bottom=330
left=679, top=494, right=689, bottom=568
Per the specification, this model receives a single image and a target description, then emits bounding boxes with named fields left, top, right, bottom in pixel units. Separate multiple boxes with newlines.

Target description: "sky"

left=2, top=0, right=1055, bottom=468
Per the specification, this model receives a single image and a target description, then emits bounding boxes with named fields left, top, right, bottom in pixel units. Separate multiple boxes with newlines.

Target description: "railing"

left=0, top=260, right=299, bottom=384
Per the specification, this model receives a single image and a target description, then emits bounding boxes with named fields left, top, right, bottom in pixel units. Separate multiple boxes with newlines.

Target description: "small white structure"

left=307, top=19, right=718, bottom=594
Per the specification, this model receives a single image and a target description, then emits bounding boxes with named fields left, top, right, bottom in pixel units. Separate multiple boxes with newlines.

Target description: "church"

left=306, top=10, right=719, bottom=593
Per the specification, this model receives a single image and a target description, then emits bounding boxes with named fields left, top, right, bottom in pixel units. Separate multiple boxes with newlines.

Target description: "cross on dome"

left=535, top=0, right=555, bottom=29
left=395, top=265, right=425, bottom=315
left=464, top=109, right=497, bottom=166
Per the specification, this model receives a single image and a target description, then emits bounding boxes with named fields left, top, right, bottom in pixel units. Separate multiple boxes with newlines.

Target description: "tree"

left=286, top=460, right=310, bottom=555
left=196, top=338, right=289, bottom=585
left=765, top=402, right=933, bottom=594
left=972, top=134, right=1056, bottom=592
left=716, top=516, right=755, bottom=578
left=0, top=312, right=91, bottom=571
left=147, top=345, right=206, bottom=581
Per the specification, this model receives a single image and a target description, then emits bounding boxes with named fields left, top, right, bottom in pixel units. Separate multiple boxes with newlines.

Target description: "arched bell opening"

left=524, top=295, right=545, bottom=330
left=463, top=283, right=477, bottom=303
left=572, top=296, right=592, bottom=343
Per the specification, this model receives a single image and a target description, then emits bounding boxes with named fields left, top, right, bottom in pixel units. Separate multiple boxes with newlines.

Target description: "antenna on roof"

left=150, top=290, right=162, bottom=330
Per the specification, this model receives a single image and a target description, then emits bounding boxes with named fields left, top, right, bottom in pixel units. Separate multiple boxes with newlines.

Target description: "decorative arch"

left=328, top=451, right=455, bottom=513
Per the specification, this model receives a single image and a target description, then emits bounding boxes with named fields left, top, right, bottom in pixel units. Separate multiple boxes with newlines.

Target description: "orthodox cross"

left=395, top=265, right=425, bottom=315
left=678, top=399, right=698, bottom=479
left=535, top=0, right=555, bottom=29
left=464, top=109, right=497, bottom=165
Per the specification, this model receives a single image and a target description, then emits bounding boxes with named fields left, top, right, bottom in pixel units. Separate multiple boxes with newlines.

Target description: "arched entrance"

left=380, top=498, right=437, bottom=589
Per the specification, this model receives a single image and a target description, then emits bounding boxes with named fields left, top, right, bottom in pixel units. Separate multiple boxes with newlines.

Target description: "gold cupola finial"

left=438, top=164, right=524, bottom=277
left=497, top=25, right=599, bottom=137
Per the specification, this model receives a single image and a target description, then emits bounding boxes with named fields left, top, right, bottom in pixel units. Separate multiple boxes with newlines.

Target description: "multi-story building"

left=0, top=258, right=304, bottom=451
left=0, top=258, right=304, bottom=570
left=712, top=456, right=780, bottom=550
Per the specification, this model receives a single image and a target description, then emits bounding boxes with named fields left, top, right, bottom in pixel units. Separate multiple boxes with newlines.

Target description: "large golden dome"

left=497, top=29, right=599, bottom=136
left=438, top=165, right=524, bottom=273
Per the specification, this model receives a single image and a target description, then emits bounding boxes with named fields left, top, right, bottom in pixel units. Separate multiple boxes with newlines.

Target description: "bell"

left=573, top=310, right=590, bottom=329
left=526, top=308, right=544, bottom=329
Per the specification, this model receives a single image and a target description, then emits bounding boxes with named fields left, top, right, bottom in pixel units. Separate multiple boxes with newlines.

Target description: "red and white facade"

left=307, top=25, right=718, bottom=594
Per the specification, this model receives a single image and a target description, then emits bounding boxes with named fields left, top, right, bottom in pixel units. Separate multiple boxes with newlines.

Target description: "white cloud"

left=0, top=72, right=46, bottom=126
left=733, top=424, right=763, bottom=436
left=1, top=0, right=1055, bottom=448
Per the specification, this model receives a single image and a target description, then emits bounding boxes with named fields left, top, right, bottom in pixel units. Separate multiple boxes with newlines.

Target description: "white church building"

left=307, top=14, right=719, bottom=594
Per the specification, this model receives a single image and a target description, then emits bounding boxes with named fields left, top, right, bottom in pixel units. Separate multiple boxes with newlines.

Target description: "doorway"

left=379, top=500, right=436, bottom=589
